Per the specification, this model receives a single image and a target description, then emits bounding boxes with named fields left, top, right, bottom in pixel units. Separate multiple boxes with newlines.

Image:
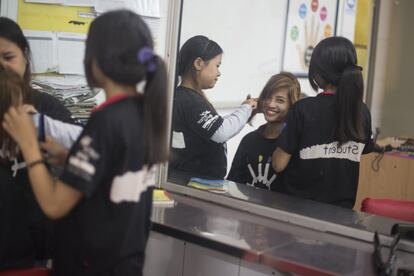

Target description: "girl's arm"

left=272, top=147, right=291, bottom=173
left=40, top=136, right=70, bottom=167
left=3, top=106, right=82, bottom=219
left=211, top=99, right=257, bottom=143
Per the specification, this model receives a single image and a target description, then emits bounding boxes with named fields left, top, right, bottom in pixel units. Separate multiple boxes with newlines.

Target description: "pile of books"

left=187, top=178, right=228, bottom=193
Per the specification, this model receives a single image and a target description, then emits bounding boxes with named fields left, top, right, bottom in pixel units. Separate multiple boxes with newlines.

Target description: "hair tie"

left=137, top=47, right=157, bottom=73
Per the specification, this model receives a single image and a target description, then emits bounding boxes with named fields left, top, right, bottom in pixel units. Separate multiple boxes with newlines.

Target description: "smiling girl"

left=227, top=72, right=300, bottom=190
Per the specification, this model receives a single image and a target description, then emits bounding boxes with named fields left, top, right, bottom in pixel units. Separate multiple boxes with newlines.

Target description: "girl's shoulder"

left=291, top=94, right=331, bottom=114
left=91, top=97, right=141, bottom=120
left=175, top=86, right=203, bottom=101
left=174, top=87, right=213, bottom=114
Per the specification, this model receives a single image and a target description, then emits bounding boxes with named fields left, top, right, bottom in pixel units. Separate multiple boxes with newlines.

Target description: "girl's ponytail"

left=335, top=65, right=365, bottom=144
left=142, top=55, right=169, bottom=166
left=309, top=37, right=366, bottom=145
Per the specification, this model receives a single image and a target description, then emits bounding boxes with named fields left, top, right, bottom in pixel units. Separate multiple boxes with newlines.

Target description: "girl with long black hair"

left=272, top=37, right=374, bottom=209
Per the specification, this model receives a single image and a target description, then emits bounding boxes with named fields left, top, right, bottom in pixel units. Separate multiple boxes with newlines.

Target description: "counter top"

left=152, top=193, right=383, bottom=275
left=166, top=174, right=414, bottom=252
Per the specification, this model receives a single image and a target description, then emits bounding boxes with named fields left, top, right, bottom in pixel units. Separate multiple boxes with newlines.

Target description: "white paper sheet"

left=34, top=75, right=88, bottom=88
left=24, top=0, right=63, bottom=3
left=62, top=0, right=97, bottom=6
left=143, top=16, right=160, bottom=38
left=56, top=32, right=86, bottom=74
left=94, top=0, right=138, bottom=13
left=24, top=30, right=58, bottom=73
left=137, top=0, right=160, bottom=18
left=94, top=0, right=160, bottom=18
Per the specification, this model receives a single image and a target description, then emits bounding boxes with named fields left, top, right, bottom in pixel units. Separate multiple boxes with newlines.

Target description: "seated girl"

left=227, top=72, right=300, bottom=190
left=0, top=64, right=81, bottom=268
left=0, top=65, right=82, bottom=173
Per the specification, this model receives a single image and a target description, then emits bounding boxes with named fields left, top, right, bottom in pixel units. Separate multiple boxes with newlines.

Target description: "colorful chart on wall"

left=282, top=0, right=339, bottom=76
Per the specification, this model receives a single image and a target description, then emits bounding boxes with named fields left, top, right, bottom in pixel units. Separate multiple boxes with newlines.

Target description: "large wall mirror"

left=165, top=0, right=414, bottom=240
left=168, top=0, right=288, bottom=185
left=167, top=0, right=362, bottom=187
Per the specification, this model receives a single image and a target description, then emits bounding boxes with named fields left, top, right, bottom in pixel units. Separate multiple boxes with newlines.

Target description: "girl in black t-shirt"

left=0, top=17, right=73, bottom=268
left=272, top=37, right=374, bottom=209
left=3, top=10, right=168, bottom=275
left=227, top=72, right=301, bottom=190
left=0, top=64, right=82, bottom=170
left=170, top=36, right=257, bottom=180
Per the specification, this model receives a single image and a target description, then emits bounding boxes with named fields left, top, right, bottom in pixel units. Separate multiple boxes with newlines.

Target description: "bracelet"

left=26, top=159, right=46, bottom=169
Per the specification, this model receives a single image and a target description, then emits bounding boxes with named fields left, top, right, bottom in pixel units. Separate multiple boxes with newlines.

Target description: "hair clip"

left=137, top=47, right=157, bottom=73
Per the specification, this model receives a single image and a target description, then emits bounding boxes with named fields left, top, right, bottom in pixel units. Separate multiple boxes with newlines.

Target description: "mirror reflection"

left=168, top=0, right=287, bottom=184
left=170, top=35, right=258, bottom=180
left=167, top=0, right=414, bottom=219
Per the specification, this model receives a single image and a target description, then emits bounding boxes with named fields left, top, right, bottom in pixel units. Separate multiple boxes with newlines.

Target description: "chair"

left=0, top=267, right=51, bottom=276
left=361, top=198, right=414, bottom=223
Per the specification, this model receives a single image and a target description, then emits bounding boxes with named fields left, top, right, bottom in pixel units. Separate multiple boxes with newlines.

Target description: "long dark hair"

left=177, top=35, right=223, bottom=111
left=0, top=64, right=31, bottom=161
left=84, top=10, right=168, bottom=166
left=0, top=17, right=32, bottom=92
left=308, top=36, right=364, bottom=144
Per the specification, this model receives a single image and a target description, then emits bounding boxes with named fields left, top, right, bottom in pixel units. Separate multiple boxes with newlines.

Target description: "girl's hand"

left=40, top=136, right=69, bottom=167
left=2, top=106, right=38, bottom=151
left=242, top=98, right=258, bottom=109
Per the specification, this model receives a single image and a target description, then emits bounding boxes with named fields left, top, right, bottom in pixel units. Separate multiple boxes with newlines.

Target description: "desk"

left=355, top=152, right=414, bottom=210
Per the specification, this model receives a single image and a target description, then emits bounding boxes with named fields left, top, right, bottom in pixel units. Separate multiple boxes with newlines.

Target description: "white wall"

left=180, top=0, right=288, bottom=107
left=370, top=0, right=414, bottom=138
left=184, top=0, right=359, bottom=175
left=0, top=0, right=18, bottom=20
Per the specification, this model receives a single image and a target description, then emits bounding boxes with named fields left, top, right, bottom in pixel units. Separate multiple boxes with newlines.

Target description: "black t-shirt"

left=55, top=97, right=153, bottom=275
left=0, top=167, right=34, bottom=269
left=0, top=90, right=73, bottom=266
left=170, top=86, right=226, bottom=179
left=275, top=93, right=374, bottom=208
left=227, top=126, right=283, bottom=190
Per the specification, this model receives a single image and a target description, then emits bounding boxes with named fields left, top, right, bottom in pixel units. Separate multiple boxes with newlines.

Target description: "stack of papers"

left=188, top=178, right=228, bottom=193
left=33, top=75, right=99, bottom=120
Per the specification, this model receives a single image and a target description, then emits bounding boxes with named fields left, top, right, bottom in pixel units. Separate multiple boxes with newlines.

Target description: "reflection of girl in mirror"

left=227, top=72, right=300, bottom=190
left=170, top=35, right=257, bottom=180
left=3, top=10, right=168, bottom=275
left=272, top=37, right=374, bottom=209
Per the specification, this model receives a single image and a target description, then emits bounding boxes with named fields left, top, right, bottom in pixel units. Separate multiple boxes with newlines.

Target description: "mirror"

left=168, top=0, right=351, bottom=184
left=167, top=0, right=414, bottom=234
left=168, top=0, right=289, bottom=184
